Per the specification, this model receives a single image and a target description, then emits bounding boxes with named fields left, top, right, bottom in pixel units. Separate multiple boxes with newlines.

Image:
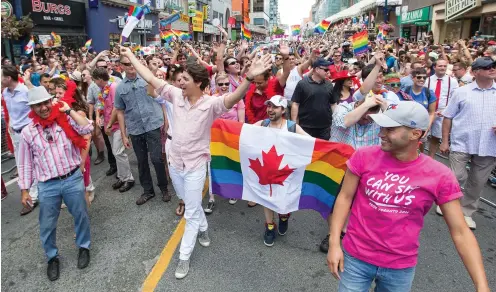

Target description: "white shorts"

left=430, top=116, right=443, bottom=139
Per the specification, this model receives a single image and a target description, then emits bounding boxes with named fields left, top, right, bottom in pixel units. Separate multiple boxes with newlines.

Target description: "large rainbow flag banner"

left=352, top=31, right=368, bottom=56
left=314, top=20, right=330, bottom=34
left=291, top=25, right=301, bottom=36
left=121, top=3, right=151, bottom=43
left=210, top=119, right=354, bottom=218
left=241, top=23, right=252, bottom=40
left=160, top=31, right=175, bottom=42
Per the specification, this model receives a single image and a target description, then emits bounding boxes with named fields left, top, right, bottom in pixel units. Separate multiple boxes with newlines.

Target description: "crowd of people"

left=1, top=24, right=495, bottom=291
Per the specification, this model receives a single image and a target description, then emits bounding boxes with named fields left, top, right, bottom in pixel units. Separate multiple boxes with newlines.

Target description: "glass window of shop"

left=480, top=14, right=496, bottom=37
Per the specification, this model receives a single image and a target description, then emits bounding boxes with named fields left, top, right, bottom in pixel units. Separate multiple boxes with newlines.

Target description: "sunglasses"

left=479, top=64, right=496, bottom=70
left=275, top=57, right=282, bottom=61
left=319, top=67, right=330, bottom=72
left=228, top=60, right=238, bottom=66
left=217, top=82, right=230, bottom=87
left=164, top=58, right=171, bottom=61
left=415, top=75, right=427, bottom=80
left=334, top=55, right=341, bottom=57
left=121, top=62, right=131, bottom=66
left=98, top=65, right=108, bottom=69
left=389, top=83, right=401, bottom=87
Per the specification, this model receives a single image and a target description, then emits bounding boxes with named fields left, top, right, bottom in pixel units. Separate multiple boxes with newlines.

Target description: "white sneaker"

left=88, top=191, right=95, bottom=203
left=174, top=259, right=190, bottom=279
left=228, top=198, right=238, bottom=205
left=464, top=216, right=476, bottom=230
left=435, top=206, right=443, bottom=216
left=198, top=230, right=211, bottom=247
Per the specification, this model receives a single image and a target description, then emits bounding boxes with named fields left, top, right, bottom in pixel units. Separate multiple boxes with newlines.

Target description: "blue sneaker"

left=264, top=223, right=276, bottom=247
left=278, top=214, right=290, bottom=236
left=489, top=174, right=496, bottom=188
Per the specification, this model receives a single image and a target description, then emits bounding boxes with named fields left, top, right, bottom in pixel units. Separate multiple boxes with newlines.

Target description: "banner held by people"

left=210, top=119, right=354, bottom=218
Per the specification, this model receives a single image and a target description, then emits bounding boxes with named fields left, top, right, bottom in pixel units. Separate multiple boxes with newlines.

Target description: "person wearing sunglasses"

left=203, top=73, right=246, bottom=214
left=272, top=54, right=283, bottom=76
left=329, top=51, right=345, bottom=77
left=439, top=57, right=496, bottom=230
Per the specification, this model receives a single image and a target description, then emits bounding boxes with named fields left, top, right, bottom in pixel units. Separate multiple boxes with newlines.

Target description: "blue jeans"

left=38, top=169, right=91, bottom=261
left=339, top=250, right=415, bottom=292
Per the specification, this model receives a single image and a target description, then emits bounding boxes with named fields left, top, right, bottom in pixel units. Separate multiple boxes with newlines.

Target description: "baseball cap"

left=312, top=58, right=332, bottom=68
left=428, top=52, right=439, bottom=60
left=27, top=86, right=53, bottom=105
left=471, top=57, right=495, bottom=70
left=369, top=101, right=429, bottom=131
left=70, top=71, right=82, bottom=82
left=264, top=95, right=288, bottom=108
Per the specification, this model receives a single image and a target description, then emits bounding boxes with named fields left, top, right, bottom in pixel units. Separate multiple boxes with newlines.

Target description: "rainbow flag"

left=132, top=45, right=141, bottom=52
left=160, top=31, right=175, bottom=42
left=128, top=3, right=150, bottom=19
left=84, top=39, right=92, bottom=49
left=121, top=3, right=151, bottom=43
left=210, top=119, right=354, bottom=218
left=314, top=20, right=330, bottom=34
left=171, top=30, right=191, bottom=40
left=377, top=28, right=386, bottom=41
left=241, top=23, right=252, bottom=41
left=352, top=31, right=368, bottom=56
left=25, top=36, right=35, bottom=54
left=291, top=25, right=301, bottom=36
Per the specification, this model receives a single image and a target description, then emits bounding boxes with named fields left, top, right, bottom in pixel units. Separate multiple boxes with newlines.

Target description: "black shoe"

left=47, top=257, right=60, bottom=281
left=106, top=166, right=117, bottom=176
left=264, top=223, right=276, bottom=247
left=94, top=152, right=105, bottom=165
left=278, top=214, right=290, bottom=236
left=162, top=189, right=171, bottom=202
left=77, top=248, right=90, bottom=269
left=319, top=234, right=329, bottom=253
left=119, top=181, right=135, bottom=193
left=112, top=180, right=125, bottom=190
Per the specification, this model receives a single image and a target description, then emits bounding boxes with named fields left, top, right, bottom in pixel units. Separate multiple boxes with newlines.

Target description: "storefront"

left=398, top=7, right=431, bottom=42
left=87, top=1, right=159, bottom=52
left=20, top=0, right=87, bottom=51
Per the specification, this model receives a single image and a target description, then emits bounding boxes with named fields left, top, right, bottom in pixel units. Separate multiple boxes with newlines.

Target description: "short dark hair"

left=411, top=61, right=423, bottom=69
left=361, top=64, right=377, bottom=80
left=49, top=77, right=66, bottom=87
left=411, top=67, right=427, bottom=77
left=92, top=68, right=110, bottom=81
left=2, top=65, right=19, bottom=82
left=177, top=53, right=186, bottom=60
left=186, top=63, right=210, bottom=90
left=40, top=73, right=51, bottom=80
left=453, top=62, right=467, bottom=69
left=172, top=67, right=184, bottom=82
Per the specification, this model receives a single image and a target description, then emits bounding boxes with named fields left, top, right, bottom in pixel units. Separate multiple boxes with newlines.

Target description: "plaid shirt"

left=330, top=102, right=381, bottom=149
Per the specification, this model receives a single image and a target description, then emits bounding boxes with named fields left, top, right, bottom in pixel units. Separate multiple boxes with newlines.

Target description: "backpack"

left=262, top=119, right=296, bottom=133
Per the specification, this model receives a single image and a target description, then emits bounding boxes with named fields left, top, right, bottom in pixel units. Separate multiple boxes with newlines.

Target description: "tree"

left=273, top=27, right=285, bottom=36
left=1, top=14, right=34, bottom=40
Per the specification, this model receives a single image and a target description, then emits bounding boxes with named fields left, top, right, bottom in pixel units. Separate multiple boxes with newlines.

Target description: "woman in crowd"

left=331, top=71, right=356, bottom=104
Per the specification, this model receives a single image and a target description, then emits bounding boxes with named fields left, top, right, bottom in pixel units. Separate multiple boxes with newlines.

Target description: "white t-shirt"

left=284, top=67, right=302, bottom=101
left=353, top=87, right=400, bottom=104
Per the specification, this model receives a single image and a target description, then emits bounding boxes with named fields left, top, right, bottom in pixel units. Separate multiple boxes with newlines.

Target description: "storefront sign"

left=203, top=23, right=219, bottom=35
left=171, top=20, right=188, bottom=31
left=1, top=1, right=13, bottom=17
left=400, top=7, right=430, bottom=25
left=187, top=0, right=196, bottom=17
left=180, top=13, right=189, bottom=23
left=446, top=0, right=481, bottom=22
left=118, top=17, right=153, bottom=30
left=192, top=10, right=203, bottom=32
left=21, top=0, right=86, bottom=26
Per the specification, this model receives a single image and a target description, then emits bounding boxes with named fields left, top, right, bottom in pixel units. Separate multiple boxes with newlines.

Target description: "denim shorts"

left=339, top=250, right=416, bottom=292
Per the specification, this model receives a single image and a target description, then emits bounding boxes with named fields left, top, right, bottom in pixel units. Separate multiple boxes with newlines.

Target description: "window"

left=254, top=18, right=264, bottom=25
left=219, top=13, right=223, bottom=26
left=213, top=11, right=218, bottom=19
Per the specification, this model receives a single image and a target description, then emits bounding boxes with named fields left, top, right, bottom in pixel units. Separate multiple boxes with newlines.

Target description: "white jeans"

left=169, top=163, right=207, bottom=261
left=11, top=130, right=39, bottom=202
left=110, top=130, right=134, bottom=182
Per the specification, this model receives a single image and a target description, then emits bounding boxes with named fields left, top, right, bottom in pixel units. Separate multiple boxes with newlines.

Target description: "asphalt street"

left=1, top=147, right=496, bottom=292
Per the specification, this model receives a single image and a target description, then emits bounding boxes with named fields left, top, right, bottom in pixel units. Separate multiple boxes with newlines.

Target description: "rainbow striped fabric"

left=171, top=29, right=192, bottom=40
left=314, top=20, right=330, bottom=34
left=128, top=3, right=150, bottom=19
left=84, top=39, right=92, bottom=49
left=352, top=31, right=368, bottom=56
left=241, top=23, right=252, bottom=40
left=160, top=31, right=174, bottom=42
left=291, top=25, right=301, bottom=36
left=210, top=119, right=354, bottom=218
left=377, top=28, right=386, bottom=41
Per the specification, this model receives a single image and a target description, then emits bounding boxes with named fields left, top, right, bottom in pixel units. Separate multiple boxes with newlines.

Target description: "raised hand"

left=279, top=42, right=290, bottom=57
left=247, top=54, right=272, bottom=78
left=119, top=46, right=132, bottom=58
left=58, top=101, right=71, bottom=112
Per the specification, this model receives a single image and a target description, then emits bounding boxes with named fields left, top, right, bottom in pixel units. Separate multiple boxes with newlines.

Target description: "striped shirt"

left=17, top=116, right=94, bottom=190
left=330, top=102, right=381, bottom=149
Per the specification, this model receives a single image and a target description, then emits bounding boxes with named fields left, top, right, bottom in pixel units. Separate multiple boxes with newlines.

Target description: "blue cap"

left=312, top=58, right=332, bottom=68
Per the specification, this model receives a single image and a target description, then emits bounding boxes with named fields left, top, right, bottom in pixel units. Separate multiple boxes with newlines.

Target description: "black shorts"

left=300, top=126, right=330, bottom=140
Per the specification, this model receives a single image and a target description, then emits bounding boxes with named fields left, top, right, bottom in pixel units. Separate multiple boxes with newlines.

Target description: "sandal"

left=175, top=201, right=185, bottom=216
left=247, top=201, right=257, bottom=208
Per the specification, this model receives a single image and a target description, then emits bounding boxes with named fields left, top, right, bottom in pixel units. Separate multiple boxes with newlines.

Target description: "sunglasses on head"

left=415, top=75, right=427, bottom=80
left=217, top=82, right=229, bottom=87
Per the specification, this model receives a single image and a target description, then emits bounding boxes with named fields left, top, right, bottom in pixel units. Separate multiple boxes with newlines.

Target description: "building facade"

left=268, top=0, right=279, bottom=30
left=250, top=0, right=269, bottom=29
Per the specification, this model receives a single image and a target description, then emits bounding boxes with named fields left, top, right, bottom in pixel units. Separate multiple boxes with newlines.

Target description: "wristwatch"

left=65, top=108, right=73, bottom=115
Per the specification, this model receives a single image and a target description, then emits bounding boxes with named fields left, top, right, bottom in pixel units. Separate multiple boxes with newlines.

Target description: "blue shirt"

left=403, top=87, right=437, bottom=109
left=400, top=75, right=413, bottom=91
left=2, top=84, right=32, bottom=130
left=114, top=76, right=164, bottom=136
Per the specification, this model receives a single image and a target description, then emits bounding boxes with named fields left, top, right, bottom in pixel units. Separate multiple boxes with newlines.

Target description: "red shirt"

left=245, top=77, right=284, bottom=124
left=329, top=63, right=345, bottom=79
left=205, top=65, right=214, bottom=78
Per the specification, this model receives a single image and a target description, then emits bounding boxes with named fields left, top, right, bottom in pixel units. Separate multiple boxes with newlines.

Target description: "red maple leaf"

left=248, top=146, right=295, bottom=197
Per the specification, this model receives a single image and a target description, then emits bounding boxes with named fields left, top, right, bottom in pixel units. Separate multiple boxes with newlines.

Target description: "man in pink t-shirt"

left=327, top=101, right=489, bottom=291
left=93, top=68, right=135, bottom=193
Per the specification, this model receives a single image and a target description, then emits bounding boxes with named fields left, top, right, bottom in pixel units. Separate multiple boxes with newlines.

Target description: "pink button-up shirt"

left=156, top=83, right=228, bottom=171
left=18, top=116, right=94, bottom=189
left=103, top=82, right=120, bottom=132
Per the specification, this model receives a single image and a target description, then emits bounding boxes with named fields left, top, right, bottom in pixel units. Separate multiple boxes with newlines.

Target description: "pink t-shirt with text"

left=342, top=146, right=462, bottom=269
